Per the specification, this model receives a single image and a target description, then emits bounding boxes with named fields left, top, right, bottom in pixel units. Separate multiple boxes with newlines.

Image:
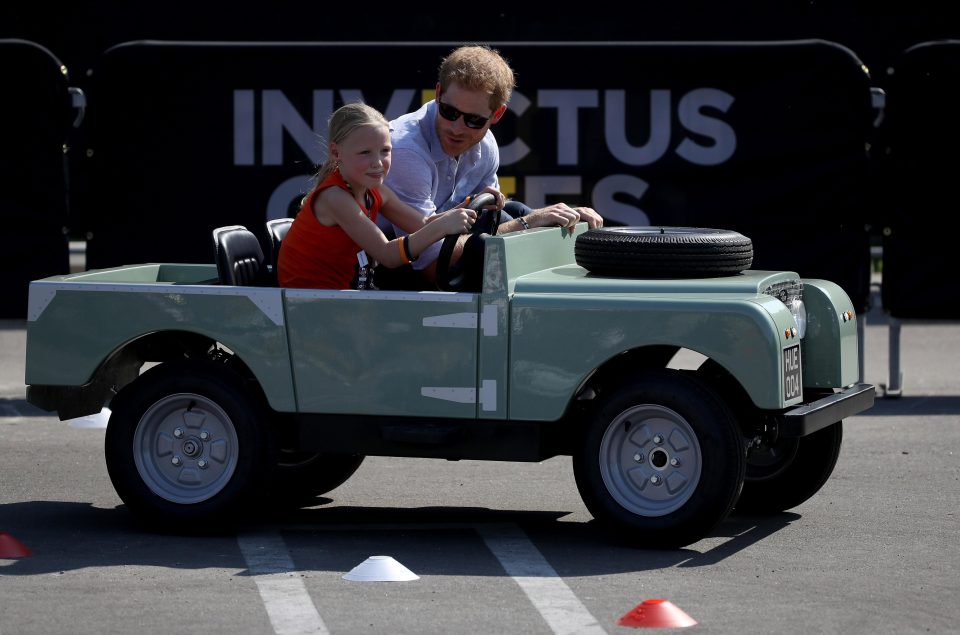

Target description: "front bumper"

left=777, top=383, right=876, bottom=437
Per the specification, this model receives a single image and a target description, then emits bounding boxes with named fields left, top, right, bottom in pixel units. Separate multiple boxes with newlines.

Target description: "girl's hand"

left=439, top=208, right=477, bottom=234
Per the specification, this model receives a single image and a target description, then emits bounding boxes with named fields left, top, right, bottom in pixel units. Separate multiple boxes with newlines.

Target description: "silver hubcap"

left=599, top=404, right=703, bottom=516
left=133, top=393, right=239, bottom=504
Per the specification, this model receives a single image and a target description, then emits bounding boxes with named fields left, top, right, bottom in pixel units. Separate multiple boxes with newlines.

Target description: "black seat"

left=266, top=217, right=294, bottom=276
left=212, top=225, right=266, bottom=286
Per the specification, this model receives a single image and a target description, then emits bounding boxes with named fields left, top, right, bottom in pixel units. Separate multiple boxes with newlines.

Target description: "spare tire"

left=575, top=226, right=753, bottom=278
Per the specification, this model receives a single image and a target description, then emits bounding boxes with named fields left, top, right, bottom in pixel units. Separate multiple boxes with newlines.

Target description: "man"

left=380, top=45, right=603, bottom=283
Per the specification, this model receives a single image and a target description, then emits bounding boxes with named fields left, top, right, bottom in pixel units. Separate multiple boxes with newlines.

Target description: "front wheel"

left=736, top=421, right=843, bottom=514
left=573, top=370, right=745, bottom=548
left=695, top=361, right=844, bottom=514
left=105, top=360, right=274, bottom=526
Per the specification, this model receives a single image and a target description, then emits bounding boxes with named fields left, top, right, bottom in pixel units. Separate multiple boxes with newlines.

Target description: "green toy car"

left=24, top=222, right=874, bottom=547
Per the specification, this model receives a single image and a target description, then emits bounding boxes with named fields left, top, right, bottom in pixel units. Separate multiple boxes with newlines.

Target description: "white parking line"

left=478, top=525, right=607, bottom=635
left=237, top=531, right=329, bottom=635
left=238, top=523, right=603, bottom=634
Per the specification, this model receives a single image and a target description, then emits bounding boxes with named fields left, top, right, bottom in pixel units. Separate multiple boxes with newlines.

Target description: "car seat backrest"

left=212, top=225, right=266, bottom=286
left=266, top=218, right=294, bottom=276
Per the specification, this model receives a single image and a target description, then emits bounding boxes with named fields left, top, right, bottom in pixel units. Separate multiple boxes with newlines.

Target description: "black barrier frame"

left=0, top=39, right=74, bottom=319
left=877, top=39, right=960, bottom=397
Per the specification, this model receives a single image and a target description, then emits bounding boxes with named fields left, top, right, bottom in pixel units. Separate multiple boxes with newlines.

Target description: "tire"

left=269, top=451, right=365, bottom=507
left=736, top=421, right=843, bottom=514
left=694, top=359, right=845, bottom=515
left=574, top=226, right=753, bottom=277
left=573, top=369, right=745, bottom=548
left=105, top=359, right=274, bottom=526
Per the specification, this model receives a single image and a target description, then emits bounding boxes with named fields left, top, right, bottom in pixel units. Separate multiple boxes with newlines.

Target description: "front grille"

left=762, top=279, right=803, bottom=304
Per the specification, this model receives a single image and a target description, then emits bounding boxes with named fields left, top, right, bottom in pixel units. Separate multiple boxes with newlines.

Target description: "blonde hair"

left=439, top=45, right=516, bottom=112
left=313, top=102, right=389, bottom=184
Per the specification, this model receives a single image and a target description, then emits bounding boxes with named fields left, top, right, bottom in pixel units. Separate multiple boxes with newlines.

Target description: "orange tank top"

left=278, top=170, right=383, bottom=289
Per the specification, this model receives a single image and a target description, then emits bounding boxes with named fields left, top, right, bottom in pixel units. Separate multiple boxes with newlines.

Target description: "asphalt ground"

left=1, top=277, right=958, bottom=634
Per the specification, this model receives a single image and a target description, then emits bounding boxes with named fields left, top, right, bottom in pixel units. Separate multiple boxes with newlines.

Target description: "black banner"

left=0, top=39, right=70, bottom=318
left=79, top=40, right=872, bottom=306
left=880, top=41, right=960, bottom=319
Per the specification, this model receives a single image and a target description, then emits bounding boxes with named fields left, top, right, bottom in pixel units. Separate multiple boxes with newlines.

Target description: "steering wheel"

left=436, top=193, right=500, bottom=292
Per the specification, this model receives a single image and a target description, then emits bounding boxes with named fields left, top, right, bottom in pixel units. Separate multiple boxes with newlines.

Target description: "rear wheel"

left=105, top=360, right=274, bottom=526
left=573, top=369, right=745, bottom=548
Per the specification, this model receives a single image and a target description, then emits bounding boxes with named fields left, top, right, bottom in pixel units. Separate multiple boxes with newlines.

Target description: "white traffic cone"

left=342, top=555, right=419, bottom=582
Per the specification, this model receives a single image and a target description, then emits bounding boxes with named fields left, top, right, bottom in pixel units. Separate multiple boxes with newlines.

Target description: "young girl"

left=278, top=102, right=476, bottom=289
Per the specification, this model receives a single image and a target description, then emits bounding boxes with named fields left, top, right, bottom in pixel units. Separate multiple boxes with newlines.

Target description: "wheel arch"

left=542, top=345, right=681, bottom=455
left=539, top=343, right=787, bottom=458
left=578, top=345, right=680, bottom=397
left=576, top=344, right=773, bottom=417
left=28, top=328, right=291, bottom=420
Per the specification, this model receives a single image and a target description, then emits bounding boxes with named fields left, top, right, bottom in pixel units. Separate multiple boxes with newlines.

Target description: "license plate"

left=783, top=344, right=802, bottom=401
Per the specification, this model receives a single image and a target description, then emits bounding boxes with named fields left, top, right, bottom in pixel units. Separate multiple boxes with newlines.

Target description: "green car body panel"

left=25, top=225, right=865, bottom=425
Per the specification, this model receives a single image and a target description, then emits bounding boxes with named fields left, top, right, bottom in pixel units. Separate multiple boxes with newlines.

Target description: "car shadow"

left=0, top=398, right=48, bottom=417
left=859, top=394, right=960, bottom=415
left=0, top=499, right=800, bottom=577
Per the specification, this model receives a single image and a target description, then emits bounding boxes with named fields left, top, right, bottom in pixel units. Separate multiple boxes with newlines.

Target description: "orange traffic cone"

left=617, top=598, right=697, bottom=628
left=0, top=532, right=33, bottom=558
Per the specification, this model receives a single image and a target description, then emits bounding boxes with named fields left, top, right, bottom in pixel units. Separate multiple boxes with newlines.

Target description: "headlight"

left=789, top=297, right=807, bottom=339
left=762, top=279, right=806, bottom=339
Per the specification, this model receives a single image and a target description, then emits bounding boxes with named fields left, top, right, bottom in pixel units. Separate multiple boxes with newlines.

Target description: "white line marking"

left=420, top=386, right=476, bottom=403
left=285, top=288, right=471, bottom=302
left=237, top=531, right=329, bottom=635
left=481, top=303, right=498, bottom=336
left=423, top=312, right=477, bottom=329
left=420, top=380, right=497, bottom=410
left=478, top=525, right=606, bottom=635
left=29, top=281, right=284, bottom=325
left=479, top=379, right=497, bottom=412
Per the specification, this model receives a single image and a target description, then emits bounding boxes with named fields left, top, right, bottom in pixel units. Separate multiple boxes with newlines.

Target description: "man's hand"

left=526, top=203, right=604, bottom=230
left=458, top=187, right=506, bottom=211
left=570, top=206, right=604, bottom=229
left=480, top=186, right=507, bottom=210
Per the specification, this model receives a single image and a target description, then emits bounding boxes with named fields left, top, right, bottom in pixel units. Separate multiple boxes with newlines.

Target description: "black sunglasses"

left=437, top=100, right=491, bottom=129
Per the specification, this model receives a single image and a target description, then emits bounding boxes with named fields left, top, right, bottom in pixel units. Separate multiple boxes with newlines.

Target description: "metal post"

left=857, top=313, right=866, bottom=384
left=887, top=317, right=903, bottom=398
